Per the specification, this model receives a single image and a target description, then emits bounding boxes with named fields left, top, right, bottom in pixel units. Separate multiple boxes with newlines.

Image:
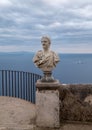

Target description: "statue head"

left=41, top=36, right=51, bottom=51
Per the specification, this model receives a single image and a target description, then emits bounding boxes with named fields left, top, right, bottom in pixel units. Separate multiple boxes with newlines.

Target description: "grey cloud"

left=0, top=0, right=92, bottom=52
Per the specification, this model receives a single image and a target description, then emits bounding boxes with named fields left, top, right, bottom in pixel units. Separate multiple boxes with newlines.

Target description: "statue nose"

left=43, top=43, right=45, bottom=46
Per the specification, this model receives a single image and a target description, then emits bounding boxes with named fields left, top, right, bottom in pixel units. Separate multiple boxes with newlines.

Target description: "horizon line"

left=0, top=51, right=92, bottom=54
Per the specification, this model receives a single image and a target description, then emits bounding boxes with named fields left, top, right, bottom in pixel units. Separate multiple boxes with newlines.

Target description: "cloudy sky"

left=0, top=0, right=92, bottom=53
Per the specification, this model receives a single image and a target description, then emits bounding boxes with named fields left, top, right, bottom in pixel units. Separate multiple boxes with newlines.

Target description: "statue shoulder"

left=50, top=50, right=53, bottom=53
left=33, top=50, right=43, bottom=62
left=50, top=50, right=60, bottom=61
left=37, top=50, right=42, bottom=53
left=36, top=50, right=43, bottom=55
left=50, top=50, right=57, bottom=55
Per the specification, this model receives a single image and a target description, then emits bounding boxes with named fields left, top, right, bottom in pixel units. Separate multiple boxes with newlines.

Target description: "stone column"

left=36, top=79, right=60, bottom=128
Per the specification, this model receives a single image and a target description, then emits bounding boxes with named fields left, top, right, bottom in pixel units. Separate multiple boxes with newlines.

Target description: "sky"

left=0, top=0, right=92, bottom=53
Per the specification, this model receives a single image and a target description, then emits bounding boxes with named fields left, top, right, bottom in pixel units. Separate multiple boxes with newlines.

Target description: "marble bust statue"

left=33, top=36, right=60, bottom=82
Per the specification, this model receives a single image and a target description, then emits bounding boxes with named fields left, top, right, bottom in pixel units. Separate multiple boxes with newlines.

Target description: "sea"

left=0, top=52, right=92, bottom=84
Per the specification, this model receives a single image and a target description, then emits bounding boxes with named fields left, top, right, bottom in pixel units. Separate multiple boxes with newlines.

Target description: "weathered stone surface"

left=63, top=84, right=92, bottom=100
left=36, top=90, right=60, bottom=128
left=0, top=96, right=36, bottom=127
left=36, top=79, right=60, bottom=90
left=36, top=123, right=92, bottom=130
left=60, top=123, right=92, bottom=130
left=59, top=85, right=92, bottom=122
left=0, top=125, right=35, bottom=130
left=84, top=95, right=92, bottom=105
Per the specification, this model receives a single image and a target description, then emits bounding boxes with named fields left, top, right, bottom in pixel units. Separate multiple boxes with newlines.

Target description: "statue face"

left=41, top=38, right=50, bottom=50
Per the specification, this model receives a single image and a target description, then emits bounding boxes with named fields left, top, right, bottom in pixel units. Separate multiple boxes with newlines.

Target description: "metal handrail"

left=0, top=70, right=41, bottom=103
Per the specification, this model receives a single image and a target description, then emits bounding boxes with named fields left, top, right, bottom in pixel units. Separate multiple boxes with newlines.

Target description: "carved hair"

left=41, top=36, right=51, bottom=45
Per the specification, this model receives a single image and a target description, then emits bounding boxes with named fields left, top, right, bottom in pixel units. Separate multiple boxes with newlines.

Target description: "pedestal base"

left=36, top=81, right=60, bottom=128
left=36, top=90, right=60, bottom=128
left=40, top=71, right=55, bottom=82
left=36, top=79, right=60, bottom=90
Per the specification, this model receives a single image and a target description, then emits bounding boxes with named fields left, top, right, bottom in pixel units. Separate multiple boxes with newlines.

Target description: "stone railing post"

left=36, top=79, right=60, bottom=128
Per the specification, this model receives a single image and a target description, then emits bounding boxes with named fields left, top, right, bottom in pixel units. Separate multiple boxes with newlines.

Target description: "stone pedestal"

left=36, top=80, right=60, bottom=128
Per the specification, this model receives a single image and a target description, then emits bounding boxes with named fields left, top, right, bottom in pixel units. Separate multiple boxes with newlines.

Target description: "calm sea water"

left=54, top=54, right=92, bottom=84
left=0, top=52, right=92, bottom=84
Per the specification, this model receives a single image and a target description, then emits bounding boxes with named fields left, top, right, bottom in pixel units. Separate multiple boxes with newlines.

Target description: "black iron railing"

left=0, top=70, right=41, bottom=103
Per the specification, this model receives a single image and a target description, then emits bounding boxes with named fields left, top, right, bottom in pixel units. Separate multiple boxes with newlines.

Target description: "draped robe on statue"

left=33, top=50, right=59, bottom=71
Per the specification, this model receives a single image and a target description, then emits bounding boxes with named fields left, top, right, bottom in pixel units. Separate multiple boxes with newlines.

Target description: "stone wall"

left=59, top=84, right=92, bottom=122
left=62, top=84, right=92, bottom=100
